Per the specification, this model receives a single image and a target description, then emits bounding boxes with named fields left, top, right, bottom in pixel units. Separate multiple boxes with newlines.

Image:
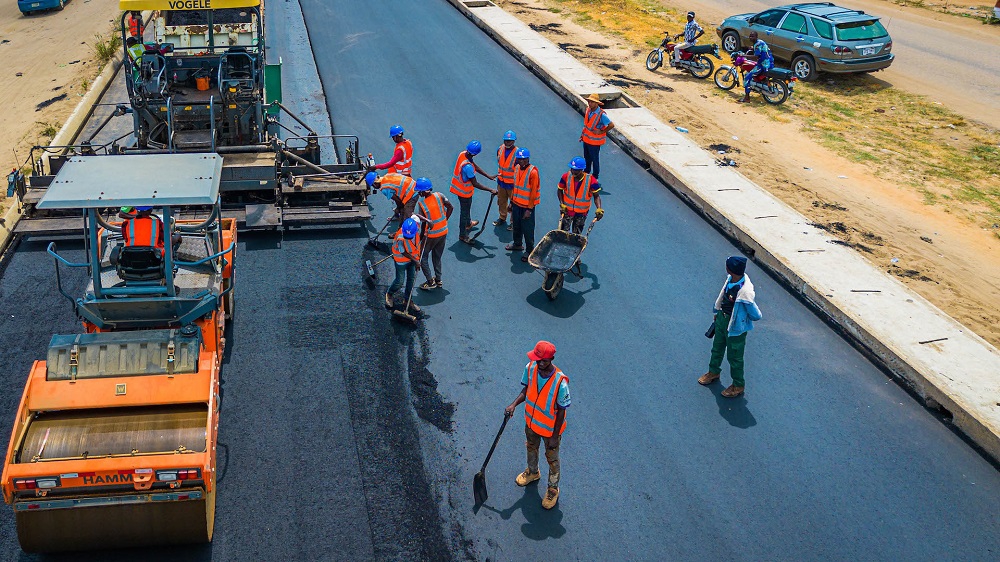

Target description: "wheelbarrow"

left=526, top=217, right=597, bottom=300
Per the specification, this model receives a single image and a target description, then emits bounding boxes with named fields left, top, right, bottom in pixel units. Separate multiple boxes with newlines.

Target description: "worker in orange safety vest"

left=579, top=93, right=614, bottom=179
left=368, top=124, right=414, bottom=176
left=122, top=206, right=165, bottom=252
left=504, top=340, right=571, bottom=510
left=366, top=171, right=419, bottom=221
left=493, top=130, right=518, bottom=228
left=450, top=140, right=497, bottom=244
left=126, top=11, right=144, bottom=39
left=504, top=148, right=540, bottom=262
left=558, top=157, right=604, bottom=235
left=414, top=177, right=453, bottom=290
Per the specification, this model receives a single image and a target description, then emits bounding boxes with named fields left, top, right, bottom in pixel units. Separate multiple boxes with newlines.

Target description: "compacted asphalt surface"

left=1, top=0, right=999, bottom=560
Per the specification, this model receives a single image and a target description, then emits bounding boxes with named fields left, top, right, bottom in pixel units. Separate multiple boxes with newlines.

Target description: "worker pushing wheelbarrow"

left=527, top=157, right=604, bottom=300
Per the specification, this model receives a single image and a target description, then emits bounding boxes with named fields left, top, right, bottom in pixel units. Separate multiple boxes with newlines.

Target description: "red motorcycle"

left=713, top=51, right=795, bottom=105
left=645, top=32, right=718, bottom=79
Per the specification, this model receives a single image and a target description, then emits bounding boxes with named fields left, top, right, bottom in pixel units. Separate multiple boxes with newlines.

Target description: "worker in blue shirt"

left=740, top=31, right=774, bottom=103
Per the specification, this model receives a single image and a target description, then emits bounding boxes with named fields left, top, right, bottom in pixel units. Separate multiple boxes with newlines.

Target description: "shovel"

left=363, top=255, right=393, bottom=290
left=469, top=193, right=495, bottom=242
left=367, top=216, right=395, bottom=250
left=473, top=411, right=511, bottom=506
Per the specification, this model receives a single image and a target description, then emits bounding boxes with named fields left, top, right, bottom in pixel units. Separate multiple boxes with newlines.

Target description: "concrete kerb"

left=445, top=0, right=1000, bottom=461
left=0, top=46, right=124, bottom=258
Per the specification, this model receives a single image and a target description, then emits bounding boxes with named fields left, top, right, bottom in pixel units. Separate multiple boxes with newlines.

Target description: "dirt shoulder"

left=499, top=0, right=1000, bottom=348
left=0, top=0, right=121, bottom=213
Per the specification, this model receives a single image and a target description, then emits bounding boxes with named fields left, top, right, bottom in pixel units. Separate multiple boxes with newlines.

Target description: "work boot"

left=737, top=95, right=751, bottom=103
left=721, top=384, right=745, bottom=398
left=505, top=244, right=525, bottom=252
left=434, top=277, right=443, bottom=289
left=542, top=487, right=560, bottom=510
left=469, top=220, right=480, bottom=229
left=698, top=372, right=720, bottom=385
left=493, top=217, right=506, bottom=226
left=407, top=301, right=421, bottom=315
left=419, top=280, right=437, bottom=291
left=384, top=293, right=394, bottom=309
left=515, top=469, right=541, bottom=487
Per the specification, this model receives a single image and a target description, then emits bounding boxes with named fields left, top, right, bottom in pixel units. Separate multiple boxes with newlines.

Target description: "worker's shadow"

left=413, top=288, right=451, bottom=307
left=493, top=222, right=513, bottom=244
left=708, top=384, right=757, bottom=429
left=479, top=487, right=567, bottom=541
left=564, top=262, right=600, bottom=295
left=508, top=252, right=535, bottom=274
left=450, top=239, right=496, bottom=262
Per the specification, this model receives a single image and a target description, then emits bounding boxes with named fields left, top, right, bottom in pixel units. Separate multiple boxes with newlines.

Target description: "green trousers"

left=708, top=312, right=747, bottom=387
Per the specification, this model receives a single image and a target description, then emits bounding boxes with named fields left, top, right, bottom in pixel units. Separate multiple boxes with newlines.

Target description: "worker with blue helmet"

left=368, top=124, right=414, bottom=177
left=494, top=130, right=519, bottom=229
left=557, top=156, right=605, bottom=235
left=505, top=147, right=541, bottom=262
left=367, top=170, right=421, bottom=224
left=450, top=140, right=498, bottom=244
left=386, top=217, right=423, bottom=313
left=414, top=177, right=454, bottom=291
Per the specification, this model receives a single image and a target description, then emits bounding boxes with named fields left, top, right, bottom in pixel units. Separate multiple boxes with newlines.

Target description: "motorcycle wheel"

left=690, top=55, right=714, bottom=79
left=761, top=78, right=790, bottom=105
left=713, top=67, right=737, bottom=91
left=645, top=49, right=663, bottom=71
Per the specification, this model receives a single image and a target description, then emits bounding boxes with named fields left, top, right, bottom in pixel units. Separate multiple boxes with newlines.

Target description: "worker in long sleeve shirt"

left=368, top=124, right=414, bottom=176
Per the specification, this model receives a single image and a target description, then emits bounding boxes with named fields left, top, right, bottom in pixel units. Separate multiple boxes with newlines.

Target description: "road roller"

left=1, top=154, right=235, bottom=553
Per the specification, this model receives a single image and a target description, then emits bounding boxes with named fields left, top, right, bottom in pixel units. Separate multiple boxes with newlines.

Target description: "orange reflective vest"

left=382, top=173, right=417, bottom=204
left=392, top=232, right=420, bottom=264
left=391, top=139, right=413, bottom=177
left=127, top=14, right=142, bottom=38
left=511, top=165, right=539, bottom=208
left=496, top=145, right=517, bottom=185
left=450, top=152, right=474, bottom=199
left=561, top=172, right=595, bottom=215
left=417, top=192, right=449, bottom=238
left=124, top=216, right=164, bottom=250
left=581, top=107, right=608, bottom=146
left=524, top=361, right=568, bottom=437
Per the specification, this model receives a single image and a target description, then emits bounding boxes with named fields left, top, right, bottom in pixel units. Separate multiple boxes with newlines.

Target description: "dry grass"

left=530, top=0, right=1000, bottom=226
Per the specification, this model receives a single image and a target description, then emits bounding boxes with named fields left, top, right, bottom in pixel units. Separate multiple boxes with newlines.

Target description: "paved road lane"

left=302, top=0, right=1000, bottom=559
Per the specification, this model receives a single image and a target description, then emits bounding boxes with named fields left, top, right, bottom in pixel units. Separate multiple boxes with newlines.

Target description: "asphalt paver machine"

left=7, top=0, right=372, bottom=235
left=1, top=154, right=234, bottom=553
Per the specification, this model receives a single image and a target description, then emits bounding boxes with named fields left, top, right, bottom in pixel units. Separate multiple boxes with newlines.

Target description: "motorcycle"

left=645, top=32, right=719, bottom=79
left=712, top=51, right=796, bottom=105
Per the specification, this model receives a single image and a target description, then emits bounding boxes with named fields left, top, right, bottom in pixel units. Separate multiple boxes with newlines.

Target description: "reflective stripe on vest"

left=449, top=152, right=474, bottom=198
left=496, top=145, right=517, bottom=184
left=511, top=165, right=538, bottom=208
left=524, top=361, right=568, bottom=437
left=126, top=217, right=162, bottom=249
left=417, top=192, right=448, bottom=238
left=563, top=172, right=594, bottom=215
left=392, top=234, right=420, bottom=264
left=382, top=173, right=416, bottom=204
left=128, top=15, right=141, bottom=37
left=582, top=107, right=607, bottom=146
left=391, top=139, right=413, bottom=177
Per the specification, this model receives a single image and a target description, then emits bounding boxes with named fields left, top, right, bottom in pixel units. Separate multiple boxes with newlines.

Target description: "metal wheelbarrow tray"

left=527, top=222, right=594, bottom=300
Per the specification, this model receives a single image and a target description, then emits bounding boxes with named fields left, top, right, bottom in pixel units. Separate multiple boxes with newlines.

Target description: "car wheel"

left=791, top=54, right=817, bottom=81
left=722, top=31, right=741, bottom=54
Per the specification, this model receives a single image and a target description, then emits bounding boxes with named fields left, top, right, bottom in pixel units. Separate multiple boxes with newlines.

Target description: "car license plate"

left=861, top=46, right=877, bottom=56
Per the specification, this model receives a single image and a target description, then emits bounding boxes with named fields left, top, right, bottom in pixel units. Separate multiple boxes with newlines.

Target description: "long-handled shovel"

left=467, top=193, right=496, bottom=243
left=368, top=216, right=395, bottom=250
left=473, top=411, right=511, bottom=506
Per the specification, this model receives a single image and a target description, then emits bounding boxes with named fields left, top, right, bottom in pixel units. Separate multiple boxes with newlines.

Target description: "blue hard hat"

left=365, top=171, right=378, bottom=187
left=503, top=130, right=517, bottom=141
left=466, top=140, right=482, bottom=156
left=389, top=124, right=404, bottom=137
left=401, top=218, right=419, bottom=238
left=415, top=177, right=432, bottom=192
left=135, top=206, right=154, bottom=211
left=569, top=157, right=586, bottom=170
left=515, top=148, right=530, bottom=159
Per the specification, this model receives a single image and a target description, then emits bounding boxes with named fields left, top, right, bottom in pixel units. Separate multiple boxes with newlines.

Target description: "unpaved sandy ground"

left=502, top=0, right=1000, bottom=348
left=0, top=0, right=120, bottom=212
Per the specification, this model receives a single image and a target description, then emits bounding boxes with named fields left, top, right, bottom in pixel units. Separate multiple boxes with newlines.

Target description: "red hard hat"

left=527, top=340, right=556, bottom=361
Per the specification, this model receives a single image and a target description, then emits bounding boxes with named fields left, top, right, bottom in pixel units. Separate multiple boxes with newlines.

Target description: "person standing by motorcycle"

left=739, top=31, right=774, bottom=103
left=672, top=11, right=704, bottom=67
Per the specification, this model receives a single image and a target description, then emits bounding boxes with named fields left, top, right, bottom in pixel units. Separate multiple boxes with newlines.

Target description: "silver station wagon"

left=716, top=2, right=894, bottom=81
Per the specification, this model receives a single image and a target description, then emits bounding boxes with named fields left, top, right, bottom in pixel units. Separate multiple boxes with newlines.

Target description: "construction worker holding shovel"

left=385, top=218, right=422, bottom=314
left=450, top=141, right=497, bottom=244
left=504, top=341, right=571, bottom=510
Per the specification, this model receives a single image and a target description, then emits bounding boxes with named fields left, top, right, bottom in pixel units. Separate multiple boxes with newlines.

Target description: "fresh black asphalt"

left=1, top=0, right=999, bottom=560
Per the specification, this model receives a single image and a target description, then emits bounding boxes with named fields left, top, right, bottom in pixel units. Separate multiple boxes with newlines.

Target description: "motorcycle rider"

left=672, top=11, right=704, bottom=67
left=739, top=31, right=775, bottom=103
